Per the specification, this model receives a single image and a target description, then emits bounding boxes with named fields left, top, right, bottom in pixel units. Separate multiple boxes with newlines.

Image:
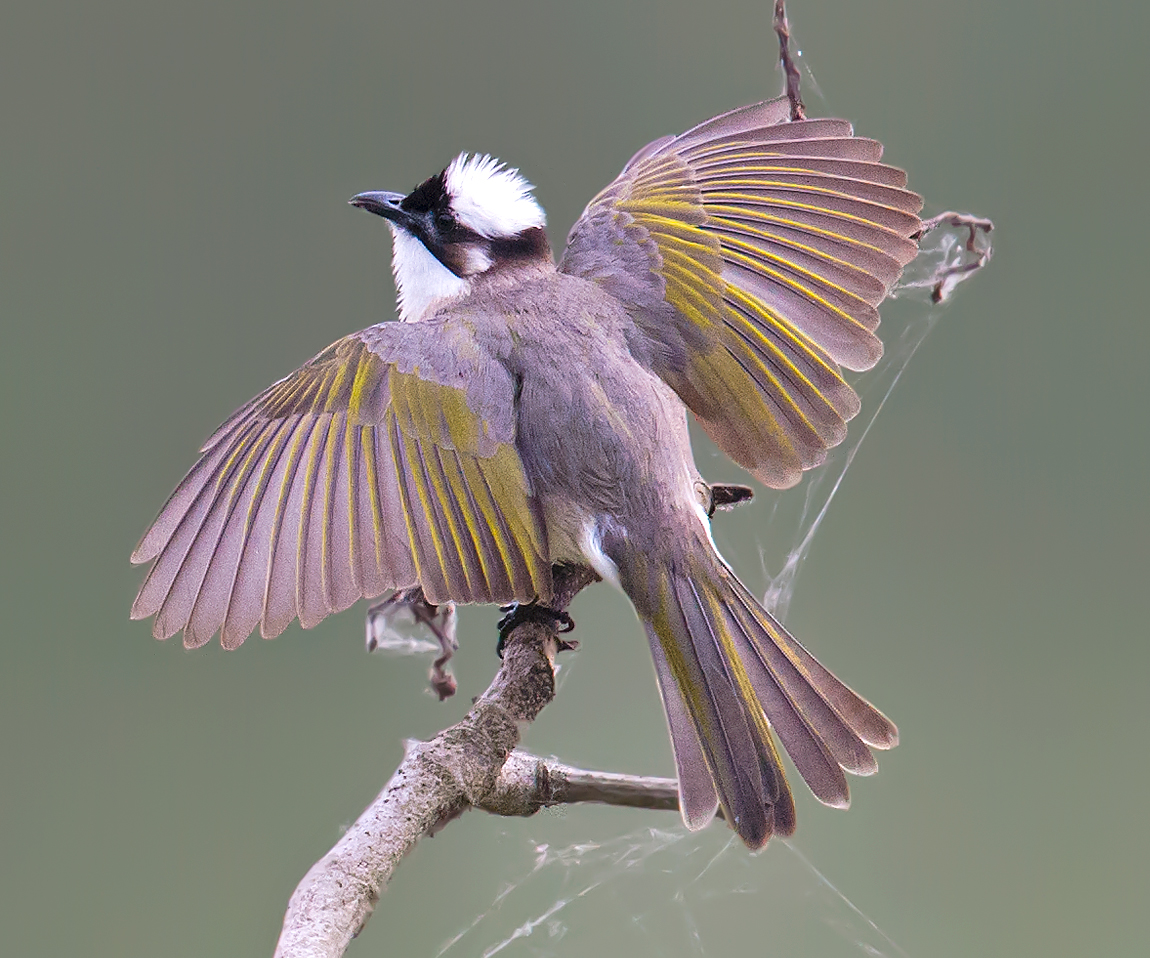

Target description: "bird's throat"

left=390, top=227, right=469, bottom=321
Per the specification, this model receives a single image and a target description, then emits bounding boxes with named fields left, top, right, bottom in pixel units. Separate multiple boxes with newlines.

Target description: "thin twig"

left=481, top=751, right=688, bottom=816
left=366, top=588, right=460, bottom=700
left=774, top=0, right=805, bottom=120
left=914, top=211, right=995, bottom=245
left=912, top=211, right=995, bottom=302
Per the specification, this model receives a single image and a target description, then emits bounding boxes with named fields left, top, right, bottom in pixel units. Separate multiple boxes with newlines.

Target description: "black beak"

left=349, top=190, right=408, bottom=224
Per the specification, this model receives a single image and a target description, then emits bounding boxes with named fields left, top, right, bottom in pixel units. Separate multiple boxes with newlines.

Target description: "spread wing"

left=130, top=321, right=550, bottom=649
left=559, top=96, right=922, bottom=488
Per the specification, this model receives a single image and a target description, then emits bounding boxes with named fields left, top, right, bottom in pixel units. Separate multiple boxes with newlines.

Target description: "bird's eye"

left=435, top=211, right=455, bottom=232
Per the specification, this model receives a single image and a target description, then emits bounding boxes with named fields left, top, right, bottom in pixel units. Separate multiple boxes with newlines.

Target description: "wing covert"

left=131, top=323, right=550, bottom=649
left=560, top=97, right=922, bottom=488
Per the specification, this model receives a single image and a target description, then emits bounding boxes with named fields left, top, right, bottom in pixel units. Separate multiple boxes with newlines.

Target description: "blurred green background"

left=3, top=0, right=1147, bottom=955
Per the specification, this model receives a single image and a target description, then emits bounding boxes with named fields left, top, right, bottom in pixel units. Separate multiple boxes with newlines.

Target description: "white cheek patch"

left=445, top=153, right=546, bottom=239
left=390, top=226, right=469, bottom=321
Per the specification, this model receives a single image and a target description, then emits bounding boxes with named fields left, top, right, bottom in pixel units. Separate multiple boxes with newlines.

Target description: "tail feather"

left=725, top=595, right=852, bottom=807
left=646, top=629, right=720, bottom=830
left=750, top=602, right=900, bottom=750
left=626, top=544, right=896, bottom=849
left=648, top=572, right=779, bottom=847
left=726, top=582, right=882, bottom=776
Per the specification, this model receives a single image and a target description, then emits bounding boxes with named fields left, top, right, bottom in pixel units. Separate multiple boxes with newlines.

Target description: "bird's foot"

left=496, top=601, right=576, bottom=658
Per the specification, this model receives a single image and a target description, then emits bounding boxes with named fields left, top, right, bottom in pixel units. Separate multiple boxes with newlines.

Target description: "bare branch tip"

left=906, top=211, right=995, bottom=304
left=773, top=0, right=806, bottom=121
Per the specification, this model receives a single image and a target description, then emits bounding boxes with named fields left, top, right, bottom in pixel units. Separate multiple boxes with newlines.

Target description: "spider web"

left=377, top=218, right=985, bottom=958
left=432, top=826, right=911, bottom=958
left=760, top=240, right=952, bottom=622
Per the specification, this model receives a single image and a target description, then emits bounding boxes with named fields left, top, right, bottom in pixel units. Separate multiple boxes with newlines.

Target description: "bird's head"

left=351, top=154, right=550, bottom=321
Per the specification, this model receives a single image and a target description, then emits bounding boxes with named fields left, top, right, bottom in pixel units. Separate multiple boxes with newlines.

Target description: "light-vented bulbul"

left=132, top=97, right=922, bottom=848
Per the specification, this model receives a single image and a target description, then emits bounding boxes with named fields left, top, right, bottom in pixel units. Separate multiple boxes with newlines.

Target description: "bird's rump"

left=131, top=323, right=550, bottom=649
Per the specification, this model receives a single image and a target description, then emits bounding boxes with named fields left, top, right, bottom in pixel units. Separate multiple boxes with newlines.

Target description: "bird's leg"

left=496, top=601, right=576, bottom=658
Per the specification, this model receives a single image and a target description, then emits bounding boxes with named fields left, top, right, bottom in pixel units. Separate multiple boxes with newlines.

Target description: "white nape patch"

left=390, top=225, right=468, bottom=321
left=578, top=518, right=622, bottom=590
left=457, top=243, right=493, bottom=276
left=444, top=153, right=545, bottom=239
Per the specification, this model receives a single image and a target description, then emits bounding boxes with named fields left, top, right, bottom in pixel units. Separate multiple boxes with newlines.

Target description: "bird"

left=131, top=95, right=922, bottom=849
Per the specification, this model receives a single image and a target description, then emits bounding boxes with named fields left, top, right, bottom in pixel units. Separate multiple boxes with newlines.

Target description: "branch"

left=481, top=751, right=722, bottom=818
left=366, top=587, right=460, bottom=700
left=274, top=565, right=599, bottom=958
left=908, top=211, right=995, bottom=303
left=774, top=0, right=805, bottom=120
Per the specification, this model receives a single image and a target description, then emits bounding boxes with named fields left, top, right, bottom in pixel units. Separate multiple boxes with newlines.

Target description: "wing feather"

left=185, top=419, right=283, bottom=648
left=131, top=425, right=250, bottom=566
left=561, top=96, right=921, bottom=486
left=409, top=430, right=471, bottom=603
left=702, top=186, right=919, bottom=236
left=435, top=446, right=494, bottom=598
left=685, top=136, right=886, bottom=164
left=692, top=152, right=909, bottom=187
left=722, top=290, right=858, bottom=422
left=458, top=453, right=519, bottom=597
left=723, top=319, right=844, bottom=454
left=709, top=214, right=905, bottom=290
left=261, top=415, right=321, bottom=639
left=132, top=324, right=549, bottom=648
left=708, top=201, right=918, bottom=266
left=296, top=411, right=336, bottom=630
left=325, top=412, right=360, bottom=616
left=148, top=417, right=270, bottom=642
left=475, top=455, right=539, bottom=598
left=718, top=225, right=889, bottom=303
left=218, top=418, right=297, bottom=649
left=362, top=424, right=417, bottom=588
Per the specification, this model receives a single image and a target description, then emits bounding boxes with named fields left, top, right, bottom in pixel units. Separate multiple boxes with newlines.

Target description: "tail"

left=619, top=540, right=898, bottom=849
